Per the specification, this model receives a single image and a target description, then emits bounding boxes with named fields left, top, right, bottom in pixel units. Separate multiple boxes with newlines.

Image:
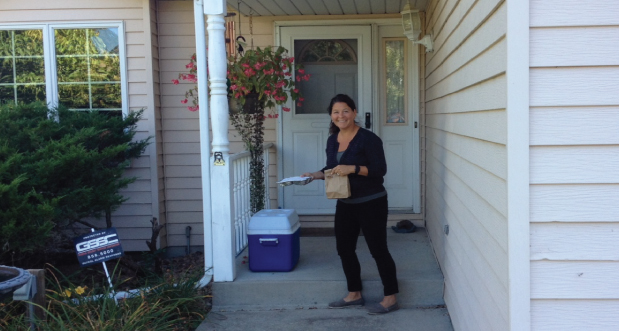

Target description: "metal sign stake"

left=91, top=228, right=114, bottom=288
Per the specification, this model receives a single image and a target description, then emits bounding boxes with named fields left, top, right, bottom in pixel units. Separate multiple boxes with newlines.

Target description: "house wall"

left=157, top=1, right=278, bottom=251
left=424, top=0, right=508, bottom=330
left=0, top=0, right=161, bottom=251
left=529, top=0, right=619, bottom=329
left=157, top=1, right=402, bottom=247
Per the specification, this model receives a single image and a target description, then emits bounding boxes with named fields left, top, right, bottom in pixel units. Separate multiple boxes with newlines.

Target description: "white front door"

left=278, top=24, right=419, bottom=214
left=279, top=25, right=372, bottom=214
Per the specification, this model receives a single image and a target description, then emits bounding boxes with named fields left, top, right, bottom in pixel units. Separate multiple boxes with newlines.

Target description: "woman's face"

left=331, top=102, right=357, bottom=131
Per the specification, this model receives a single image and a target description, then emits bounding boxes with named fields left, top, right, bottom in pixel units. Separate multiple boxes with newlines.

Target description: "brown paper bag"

left=324, top=169, right=351, bottom=199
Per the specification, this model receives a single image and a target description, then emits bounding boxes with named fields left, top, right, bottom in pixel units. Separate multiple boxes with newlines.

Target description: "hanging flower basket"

left=174, top=45, right=310, bottom=213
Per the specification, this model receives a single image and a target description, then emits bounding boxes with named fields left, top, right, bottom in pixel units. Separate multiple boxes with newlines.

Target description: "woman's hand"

left=301, top=171, right=325, bottom=182
left=331, top=165, right=367, bottom=176
left=331, top=165, right=355, bottom=176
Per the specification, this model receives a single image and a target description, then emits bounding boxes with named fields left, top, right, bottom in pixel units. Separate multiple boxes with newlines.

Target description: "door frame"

left=274, top=19, right=421, bottom=213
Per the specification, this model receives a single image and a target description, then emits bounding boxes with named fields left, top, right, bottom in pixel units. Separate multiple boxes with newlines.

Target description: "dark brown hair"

left=328, top=94, right=358, bottom=135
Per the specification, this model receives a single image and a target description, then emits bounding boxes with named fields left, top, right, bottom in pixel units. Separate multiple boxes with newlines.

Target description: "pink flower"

left=187, top=74, right=197, bottom=83
left=303, top=74, right=310, bottom=81
left=242, top=63, right=250, bottom=68
left=298, top=69, right=305, bottom=74
left=285, top=72, right=292, bottom=77
left=293, top=88, right=299, bottom=93
left=296, top=76, right=301, bottom=82
left=297, top=102, right=302, bottom=107
left=275, top=81, right=286, bottom=88
left=299, top=97, right=305, bottom=102
left=244, top=68, right=256, bottom=77
left=282, top=107, right=291, bottom=112
left=186, top=62, right=194, bottom=69
left=282, top=64, right=287, bottom=70
left=230, top=84, right=238, bottom=91
left=172, top=79, right=179, bottom=85
left=188, top=105, right=199, bottom=112
left=181, top=99, right=188, bottom=104
left=289, top=57, right=295, bottom=63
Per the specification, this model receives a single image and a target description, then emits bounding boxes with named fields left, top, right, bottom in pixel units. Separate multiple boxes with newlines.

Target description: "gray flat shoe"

left=328, top=297, right=365, bottom=308
left=367, top=302, right=400, bottom=315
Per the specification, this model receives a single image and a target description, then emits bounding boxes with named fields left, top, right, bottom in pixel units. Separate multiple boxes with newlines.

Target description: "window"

left=0, top=29, right=46, bottom=104
left=294, top=39, right=358, bottom=114
left=0, top=23, right=126, bottom=114
left=383, top=38, right=407, bottom=125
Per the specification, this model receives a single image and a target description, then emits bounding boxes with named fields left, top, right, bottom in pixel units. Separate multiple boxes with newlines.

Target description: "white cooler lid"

left=248, top=209, right=300, bottom=235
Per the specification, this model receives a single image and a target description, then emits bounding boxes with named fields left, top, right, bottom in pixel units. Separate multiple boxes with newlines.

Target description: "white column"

left=205, top=0, right=235, bottom=282
left=193, top=0, right=213, bottom=285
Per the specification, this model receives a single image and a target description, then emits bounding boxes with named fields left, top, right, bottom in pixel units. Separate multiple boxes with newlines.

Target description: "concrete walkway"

left=197, top=229, right=453, bottom=330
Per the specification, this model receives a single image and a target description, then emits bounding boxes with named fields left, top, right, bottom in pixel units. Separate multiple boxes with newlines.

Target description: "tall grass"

left=0, top=266, right=210, bottom=331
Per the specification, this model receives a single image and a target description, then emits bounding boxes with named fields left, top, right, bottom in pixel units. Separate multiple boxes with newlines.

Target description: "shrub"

left=0, top=267, right=209, bottom=331
left=0, top=102, right=149, bottom=264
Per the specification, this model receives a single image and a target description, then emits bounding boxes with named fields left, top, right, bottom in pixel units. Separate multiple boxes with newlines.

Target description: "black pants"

left=334, top=195, right=399, bottom=296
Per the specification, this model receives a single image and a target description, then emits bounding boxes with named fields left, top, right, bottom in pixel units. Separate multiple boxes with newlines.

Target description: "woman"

left=301, top=94, right=399, bottom=315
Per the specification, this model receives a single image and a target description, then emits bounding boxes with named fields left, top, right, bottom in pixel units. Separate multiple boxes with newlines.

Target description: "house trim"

left=506, top=0, right=531, bottom=329
left=142, top=1, right=160, bottom=250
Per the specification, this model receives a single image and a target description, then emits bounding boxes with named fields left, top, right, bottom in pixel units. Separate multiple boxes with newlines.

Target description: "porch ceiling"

left=224, top=0, right=429, bottom=16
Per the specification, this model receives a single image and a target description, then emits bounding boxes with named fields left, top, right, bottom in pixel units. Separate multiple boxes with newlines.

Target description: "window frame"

left=0, top=22, right=128, bottom=115
left=381, top=37, right=408, bottom=126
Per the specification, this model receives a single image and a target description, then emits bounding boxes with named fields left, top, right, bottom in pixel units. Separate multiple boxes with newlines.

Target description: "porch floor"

left=198, top=228, right=453, bottom=330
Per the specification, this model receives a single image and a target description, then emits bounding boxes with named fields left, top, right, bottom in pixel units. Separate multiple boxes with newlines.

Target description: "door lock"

left=365, top=112, right=371, bottom=129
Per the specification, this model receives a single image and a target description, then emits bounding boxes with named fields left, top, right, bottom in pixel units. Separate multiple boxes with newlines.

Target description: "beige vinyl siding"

left=0, top=0, right=160, bottom=251
left=158, top=2, right=279, bottom=248
left=158, top=1, right=203, bottom=250
left=424, top=0, right=507, bottom=330
left=529, top=0, right=619, bottom=329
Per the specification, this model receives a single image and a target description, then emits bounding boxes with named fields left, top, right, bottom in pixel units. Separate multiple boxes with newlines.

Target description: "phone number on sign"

left=87, top=249, right=115, bottom=260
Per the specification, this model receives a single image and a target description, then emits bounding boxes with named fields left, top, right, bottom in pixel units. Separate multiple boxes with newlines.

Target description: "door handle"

left=365, top=112, right=371, bottom=129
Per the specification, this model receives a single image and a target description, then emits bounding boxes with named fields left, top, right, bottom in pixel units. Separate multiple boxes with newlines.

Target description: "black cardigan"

left=321, top=128, right=387, bottom=199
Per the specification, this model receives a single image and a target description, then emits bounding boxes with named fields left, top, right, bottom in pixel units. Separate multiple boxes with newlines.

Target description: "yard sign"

left=73, top=228, right=124, bottom=267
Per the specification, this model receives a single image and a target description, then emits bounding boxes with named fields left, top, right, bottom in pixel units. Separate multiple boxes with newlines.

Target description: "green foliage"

left=0, top=267, right=209, bottom=331
left=0, top=102, right=150, bottom=263
left=229, top=94, right=266, bottom=213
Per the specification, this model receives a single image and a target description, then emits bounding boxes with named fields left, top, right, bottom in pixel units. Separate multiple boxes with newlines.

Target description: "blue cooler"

left=248, top=209, right=300, bottom=272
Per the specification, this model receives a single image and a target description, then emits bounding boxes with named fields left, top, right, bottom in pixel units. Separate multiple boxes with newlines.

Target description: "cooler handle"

left=259, top=238, right=279, bottom=246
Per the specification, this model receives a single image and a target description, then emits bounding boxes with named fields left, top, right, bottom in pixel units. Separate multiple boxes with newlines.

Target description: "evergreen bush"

left=0, top=102, right=149, bottom=264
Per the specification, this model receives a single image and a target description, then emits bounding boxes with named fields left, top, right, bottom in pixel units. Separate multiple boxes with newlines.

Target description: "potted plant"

left=174, top=46, right=309, bottom=214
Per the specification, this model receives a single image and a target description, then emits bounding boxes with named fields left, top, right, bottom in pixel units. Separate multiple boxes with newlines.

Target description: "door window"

left=383, top=38, right=407, bottom=125
left=294, top=39, right=358, bottom=114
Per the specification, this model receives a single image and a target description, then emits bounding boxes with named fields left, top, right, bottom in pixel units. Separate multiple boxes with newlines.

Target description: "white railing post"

left=205, top=0, right=235, bottom=282
left=263, top=144, right=272, bottom=209
left=228, top=144, right=274, bottom=255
